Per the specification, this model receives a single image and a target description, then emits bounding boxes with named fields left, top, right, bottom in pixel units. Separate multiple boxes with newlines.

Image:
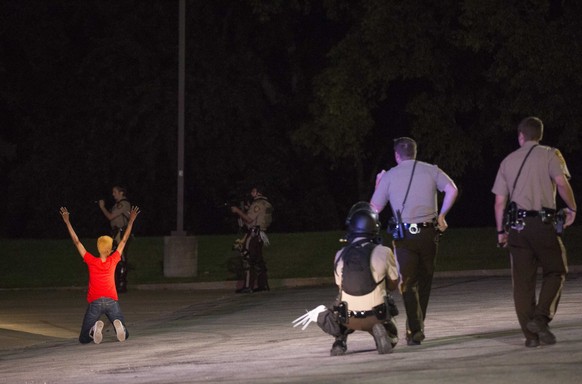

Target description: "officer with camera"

left=370, top=137, right=458, bottom=346
left=230, top=185, right=273, bottom=293
left=293, top=202, right=399, bottom=356
left=492, top=117, right=577, bottom=348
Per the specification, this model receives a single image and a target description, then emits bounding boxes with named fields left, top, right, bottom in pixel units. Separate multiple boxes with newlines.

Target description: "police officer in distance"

left=231, top=185, right=273, bottom=293
left=492, top=116, right=577, bottom=348
left=98, top=185, right=132, bottom=293
left=371, top=137, right=458, bottom=346
left=304, top=202, right=399, bottom=356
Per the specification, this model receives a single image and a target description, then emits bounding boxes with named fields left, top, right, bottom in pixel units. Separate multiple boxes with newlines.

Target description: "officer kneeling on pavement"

left=293, top=202, right=400, bottom=356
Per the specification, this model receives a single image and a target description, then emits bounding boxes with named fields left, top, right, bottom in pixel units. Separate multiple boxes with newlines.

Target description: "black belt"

left=517, top=209, right=556, bottom=219
left=348, top=302, right=387, bottom=319
left=402, top=222, right=434, bottom=228
left=348, top=309, right=376, bottom=318
left=401, top=222, right=435, bottom=235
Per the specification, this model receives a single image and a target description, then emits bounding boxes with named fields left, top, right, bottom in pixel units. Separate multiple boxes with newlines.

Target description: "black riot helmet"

left=345, top=202, right=381, bottom=243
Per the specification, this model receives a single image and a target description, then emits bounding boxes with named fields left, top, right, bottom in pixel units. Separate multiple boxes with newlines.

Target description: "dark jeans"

left=79, top=297, right=128, bottom=344
left=393, top=228, right=439, bottom=337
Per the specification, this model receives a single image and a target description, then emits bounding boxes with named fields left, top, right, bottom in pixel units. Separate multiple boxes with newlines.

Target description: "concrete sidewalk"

left=1, top=273, right=582, bottom=383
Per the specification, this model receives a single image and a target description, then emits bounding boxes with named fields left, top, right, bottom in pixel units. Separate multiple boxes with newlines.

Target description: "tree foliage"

left=297, top=0, right=582, bottom=187
left=0, top=0, right=580, bottom=237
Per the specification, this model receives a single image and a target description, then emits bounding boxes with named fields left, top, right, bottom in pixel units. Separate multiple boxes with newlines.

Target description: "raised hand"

left=59, top=207, right=71, bottom=223
left=128, top=206, right=141, bottom=222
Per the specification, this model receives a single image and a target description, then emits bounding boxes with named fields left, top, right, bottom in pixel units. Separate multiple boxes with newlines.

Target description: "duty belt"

left=517, top=209, right=556, bottom=219
left=348, top=309, right=376, bottom=318
left=348, top=303, right=387, bottom=319
left=401, top=222, right=434, bottom=235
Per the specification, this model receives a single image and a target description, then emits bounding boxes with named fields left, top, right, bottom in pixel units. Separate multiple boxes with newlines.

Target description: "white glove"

left=292, top=305, right=327, bottom=330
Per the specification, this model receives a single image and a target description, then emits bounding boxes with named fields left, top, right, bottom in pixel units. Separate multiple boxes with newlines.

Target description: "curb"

left=3, top=267, right=580, bottom=292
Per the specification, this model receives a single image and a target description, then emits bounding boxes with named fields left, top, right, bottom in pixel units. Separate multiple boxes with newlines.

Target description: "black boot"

left=330, top=336, right=347, bottom=356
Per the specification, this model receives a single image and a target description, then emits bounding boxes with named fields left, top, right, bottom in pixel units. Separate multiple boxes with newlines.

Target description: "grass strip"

left=2, top=226, right=581, bottom=289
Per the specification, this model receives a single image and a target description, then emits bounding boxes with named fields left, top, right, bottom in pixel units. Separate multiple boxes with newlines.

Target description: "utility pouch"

left=554, top=209, right=566, bottom=235
left=388, top=209, right=405, bottom=240
left=336, top=301, right=349, bottom=324
left=317, top=309, right=342, bottom=337
left=539, top=207, right=556, bottom=224
left=385, top=294, right=399, bottom=317
left=503, top=201, right=518, bottom=231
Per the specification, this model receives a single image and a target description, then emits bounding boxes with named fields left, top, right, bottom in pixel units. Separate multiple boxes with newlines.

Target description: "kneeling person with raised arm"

left=293, top=202, right=400, bottom=356
left=60, top=205, right=140, bottom=344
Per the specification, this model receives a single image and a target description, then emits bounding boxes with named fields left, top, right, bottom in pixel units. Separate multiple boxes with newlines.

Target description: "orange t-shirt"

left=83, top=251, right=121, bottom=302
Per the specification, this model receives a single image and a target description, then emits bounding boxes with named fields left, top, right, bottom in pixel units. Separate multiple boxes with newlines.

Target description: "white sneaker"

left=90, top=320, right=104, bottom=344
left=113, top=319, right=126, bottom=342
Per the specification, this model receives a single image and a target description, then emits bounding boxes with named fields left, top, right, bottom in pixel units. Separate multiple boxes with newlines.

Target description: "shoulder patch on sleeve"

left=554, top=149, right=567, bottom=167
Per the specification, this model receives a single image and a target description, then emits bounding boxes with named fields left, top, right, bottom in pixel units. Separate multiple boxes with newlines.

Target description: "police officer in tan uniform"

left=371, top=137, right=458, bottom=346
left=99, top=186, right=132, bottom=293
left=231, top=185, right=273, bottom=293
left=492, top=117, right=577, bottom=348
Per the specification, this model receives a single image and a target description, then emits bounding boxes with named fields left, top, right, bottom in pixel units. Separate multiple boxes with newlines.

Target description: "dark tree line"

left=0, top=0, right=580, bottom=238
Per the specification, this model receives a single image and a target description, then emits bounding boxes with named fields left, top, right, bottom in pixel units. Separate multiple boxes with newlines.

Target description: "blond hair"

left=97, top=236, right=113, bottom=256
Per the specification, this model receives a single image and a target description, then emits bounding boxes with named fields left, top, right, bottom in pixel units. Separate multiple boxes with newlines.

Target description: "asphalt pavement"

left=1, top=270, right=582, bottom=384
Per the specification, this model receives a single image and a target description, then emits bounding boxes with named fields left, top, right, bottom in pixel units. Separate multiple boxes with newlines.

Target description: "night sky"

left=0, top=1, right=580, bottom=238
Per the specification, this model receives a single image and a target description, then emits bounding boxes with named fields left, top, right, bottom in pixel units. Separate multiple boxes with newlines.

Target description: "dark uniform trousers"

left=243, top=227, right=269, bottom=290
left=112, top=227, right=130, bottom=292
left=394, top=227, right=439, bottom=336
left=508, top=217, right=567, bottom=339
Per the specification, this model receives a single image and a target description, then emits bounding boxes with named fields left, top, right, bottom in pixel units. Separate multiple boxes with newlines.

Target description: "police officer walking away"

left=492, top=116, right=577, bottom=348
left=293, top=202, right=400, bottom=356
left=231, top=185, right=273, bottom=293
left=99, top=185, right=132, bottom=293
left=371, top=137, right=458, bottom=346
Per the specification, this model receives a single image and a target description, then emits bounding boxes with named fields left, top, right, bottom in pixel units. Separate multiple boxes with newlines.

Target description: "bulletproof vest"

left=337, top=241, right=383, bottom=296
